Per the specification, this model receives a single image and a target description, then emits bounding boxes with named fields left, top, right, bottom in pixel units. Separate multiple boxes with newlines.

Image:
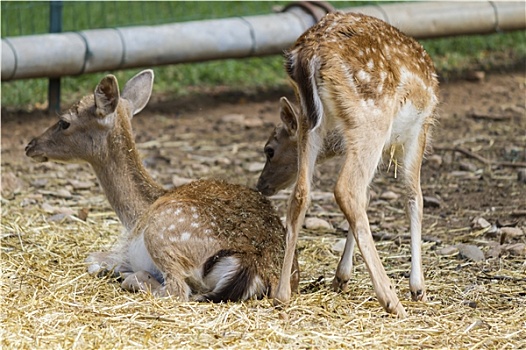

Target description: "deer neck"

left=91, top=122, right=167, bottom=231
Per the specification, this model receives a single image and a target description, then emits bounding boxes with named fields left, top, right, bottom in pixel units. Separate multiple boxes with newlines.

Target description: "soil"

left=2, top=71, right=525, bottom=230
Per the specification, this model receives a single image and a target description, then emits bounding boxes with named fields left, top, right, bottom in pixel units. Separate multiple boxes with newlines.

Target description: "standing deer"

left=26, top=70, right=299, bottom=302
left=257, top=12, right=439, bottom=317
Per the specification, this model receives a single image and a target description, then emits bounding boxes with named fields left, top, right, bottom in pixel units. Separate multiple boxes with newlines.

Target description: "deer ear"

left=94, top=75, right=120, bottom=117
left=121, top=69, right=154, bottom=116
left=279, top=97, right=298, bottom=137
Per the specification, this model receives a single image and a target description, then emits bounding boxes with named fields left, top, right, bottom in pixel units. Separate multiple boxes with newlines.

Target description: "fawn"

left=26, top=70, right=299, bottom=302
left=257, top=12, right=439, bottom=317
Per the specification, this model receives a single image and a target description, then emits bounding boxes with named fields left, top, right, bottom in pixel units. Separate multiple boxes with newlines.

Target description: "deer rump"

left=130, top=179, right=289, bottom=302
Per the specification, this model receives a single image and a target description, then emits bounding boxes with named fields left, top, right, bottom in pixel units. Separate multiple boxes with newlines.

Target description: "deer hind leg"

left=153, top=271, right=192, bottom=300
left=334, top=133, right=407, bottom=318
left=402, top=123, right=431, bottom=302
left=274, top=129, right=320, bottom=305
left=121, top=270, right=162, bottom=294
left=332, top=233, right=356, bottom=292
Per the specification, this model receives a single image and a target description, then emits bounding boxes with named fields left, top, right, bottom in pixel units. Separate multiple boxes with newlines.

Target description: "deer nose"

left=256, top=182, right=275, bottom=197
left=25, top=138, right=37, bottom=154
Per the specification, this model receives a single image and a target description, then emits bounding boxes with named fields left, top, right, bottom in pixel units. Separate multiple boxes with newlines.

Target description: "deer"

left=256, top=12, right=439, bottom=317
left=25, top=69, right=299, bottom=302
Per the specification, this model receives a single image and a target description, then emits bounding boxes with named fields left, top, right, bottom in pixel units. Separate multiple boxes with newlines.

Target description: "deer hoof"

left=332, top=276, right=350, bottom=293
left=411, top=289, right=427, bottom=302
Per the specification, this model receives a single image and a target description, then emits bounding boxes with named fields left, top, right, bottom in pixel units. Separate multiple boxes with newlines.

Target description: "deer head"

left=25, top=70, right=154, bottom=165
left=256, top=97, right=300, bottom=196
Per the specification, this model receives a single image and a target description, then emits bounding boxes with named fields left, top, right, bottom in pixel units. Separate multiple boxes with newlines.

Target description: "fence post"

left=48, top=1, right=62, bottom=114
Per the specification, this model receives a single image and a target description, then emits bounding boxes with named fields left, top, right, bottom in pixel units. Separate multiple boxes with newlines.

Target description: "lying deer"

left=257, top=12, right=439, bottom=317
left=26, top=69, right=299, bottom=302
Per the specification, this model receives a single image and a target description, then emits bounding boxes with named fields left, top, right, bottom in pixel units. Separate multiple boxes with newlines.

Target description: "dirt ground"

left=1, top=70, right=525, bottom=348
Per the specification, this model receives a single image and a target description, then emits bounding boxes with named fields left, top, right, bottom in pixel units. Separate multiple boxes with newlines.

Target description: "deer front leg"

left=85, top=251, right=133, bottom=279
left=274, top=132, right=317, bottom=305
left=332, top=233, right=356, bottom=292
left=274, top=182, right=309, bottom=305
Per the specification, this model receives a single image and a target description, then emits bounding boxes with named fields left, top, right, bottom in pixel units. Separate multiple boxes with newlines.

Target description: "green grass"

left=1, top=1, right=525, bottom=109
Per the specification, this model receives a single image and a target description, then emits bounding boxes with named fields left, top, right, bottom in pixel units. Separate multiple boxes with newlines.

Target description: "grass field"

left=1, top=1, right=525, bottom=109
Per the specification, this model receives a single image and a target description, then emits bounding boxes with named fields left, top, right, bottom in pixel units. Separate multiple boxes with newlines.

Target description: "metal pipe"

left=2, top=1, right=525, bottom=82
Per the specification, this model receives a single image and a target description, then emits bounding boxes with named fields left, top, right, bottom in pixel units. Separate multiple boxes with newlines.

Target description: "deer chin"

left=257, top=185, right=277, bottom=197
left=25, top=150, right=49, bottom=163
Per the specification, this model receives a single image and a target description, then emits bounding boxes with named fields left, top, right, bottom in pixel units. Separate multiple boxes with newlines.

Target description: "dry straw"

left=2, top=197, right=525, bottom=349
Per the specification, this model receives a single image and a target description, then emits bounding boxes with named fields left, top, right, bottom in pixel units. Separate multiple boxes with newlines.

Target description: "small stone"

left=437, top=245, right=459, bottom=256
left=459, top=161, right=477, bottom=172
left=486, top=242, right=502, bottom=259
left=245, top=162, right=265, bottom=173
left=465, top=70, right=485, bottom=82
left=463, top=300, right=478, bottom=308
left=427, top=154, right=443, bottom=169
left=379, top=191, right=399, bottom=201
left=77, top=207, right=90, bottom=221
left=332, top=238, right=346, bottom=253
left=304, top=217, right=333, bottom=231
left=69, top=179, right=95, bottom=190
left=471, top=217, right=491, bottom=229
left=500, top=227, right=524, bottom=242
left=457, top=244, right=485, bottom=262
left=338, top=220, right=349, bottom=232
left=172, top=175, right=193, bottom=187
left=31, top=178, right=48, bottom=188
left=48, top=213, right=70, bottom=222
left=502, top=243, right=526, bottom=256
left=243, top=118, right=264, bottom=128
left=423, top=196, right=441, bottom=208
left=1, top=172, right=24, bottom=199
left=278, top=312, right=289, bottom=322
left=221, top=114, right=245, bottom=124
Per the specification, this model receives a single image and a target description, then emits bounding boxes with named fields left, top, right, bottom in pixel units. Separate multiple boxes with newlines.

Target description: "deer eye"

left=264, top=147, right=274, bottom=160
left=58, top=120, right=70, bottom=130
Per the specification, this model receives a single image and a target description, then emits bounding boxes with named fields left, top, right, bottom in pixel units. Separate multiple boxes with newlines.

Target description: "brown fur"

left=257, top=12, right=439, bottom=317
left=26, top=70, right=299, bottom=302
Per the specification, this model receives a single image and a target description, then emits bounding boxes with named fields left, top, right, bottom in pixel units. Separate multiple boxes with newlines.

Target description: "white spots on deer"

left=356, top=70, right=371, bottom=83
left=191, top=222, right=199, bottom=228
left=367, top=59, right=374, bottom=70
left=181, top=231, right=191, bottom=241
left=161, top=208, right=173, bottom=216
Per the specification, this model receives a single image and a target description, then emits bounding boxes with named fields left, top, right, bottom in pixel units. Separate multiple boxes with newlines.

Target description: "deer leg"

left=153, top=272, right=192, bottom=300
left=274, top=129, right=319, bottom=305
left=121, top=270, right=162, bottom=294
left=402, top=124, right=430, bottom=302
left=85, top=251, right=133, bottom=279
left=332, top=233, right=356, bottom=292
left=334, top=140, right=407, bottom=318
